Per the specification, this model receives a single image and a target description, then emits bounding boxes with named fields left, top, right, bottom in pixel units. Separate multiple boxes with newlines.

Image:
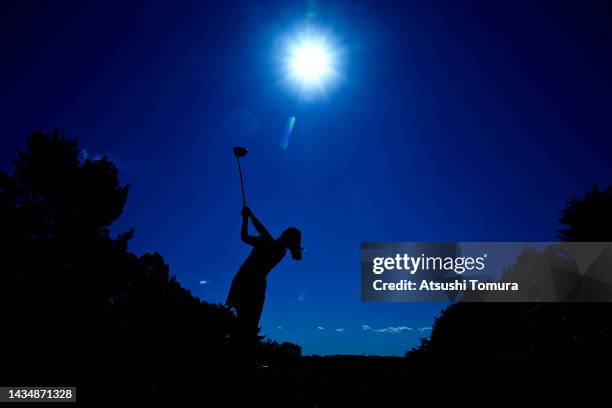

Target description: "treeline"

left=407, top=185, right=612, bottom=395
left=0, top=130, right=299, bottom=403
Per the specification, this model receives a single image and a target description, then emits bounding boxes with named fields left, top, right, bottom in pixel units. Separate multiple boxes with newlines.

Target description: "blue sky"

left=1, top=0, right=611, bottom=355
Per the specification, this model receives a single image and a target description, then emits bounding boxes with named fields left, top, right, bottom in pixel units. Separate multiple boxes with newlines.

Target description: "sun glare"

left=289, top=40, right=333, bottom=85
left=281, top=27, right=340, bottom=97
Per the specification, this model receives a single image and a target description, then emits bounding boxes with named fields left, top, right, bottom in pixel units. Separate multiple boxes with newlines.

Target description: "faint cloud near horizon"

left=80, top=149, right=153, bottom=179
left=374, top=326, right=412, bottom=333
left=361, top=324, right=414, bottom=334
left=79, top=149, right=104, bottom=162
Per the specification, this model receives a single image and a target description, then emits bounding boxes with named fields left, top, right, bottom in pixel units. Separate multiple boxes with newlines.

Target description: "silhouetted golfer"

left=226, top=206, right=302, bottom=352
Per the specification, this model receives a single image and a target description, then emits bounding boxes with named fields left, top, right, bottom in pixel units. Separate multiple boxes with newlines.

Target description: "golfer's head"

left=280, top=227, right=303, bottom=260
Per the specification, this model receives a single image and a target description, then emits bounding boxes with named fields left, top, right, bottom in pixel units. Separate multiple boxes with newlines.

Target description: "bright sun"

left=288, top=40, right=333, bottom=85
left=282, top=28, right=339, bottom=96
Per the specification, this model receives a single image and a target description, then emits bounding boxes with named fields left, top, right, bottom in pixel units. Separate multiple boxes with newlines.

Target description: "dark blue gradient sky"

left=1, top=1, right=611, bottom=355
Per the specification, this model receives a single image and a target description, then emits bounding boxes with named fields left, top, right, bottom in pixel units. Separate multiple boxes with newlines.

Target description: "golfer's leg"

left=252, top=300, right=264, bottom=340
left=235, top=305, right=257, bottom=359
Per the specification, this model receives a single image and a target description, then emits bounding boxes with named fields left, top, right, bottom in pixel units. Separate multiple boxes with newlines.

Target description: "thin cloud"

left=199, top=280, right=209, bottom=285
left=79, top=149, right=105, bottom=163
left=277, top=326, right=283, bottom=330
left=317, top=326, right=325, bottom=330
left=335, top=328, right=344, bottom=332
left=79, top=149, right=107, bottom=166
left=373, top=326, right=413, bottom=334
left=80, top=149, right=153, bottom=178
left=361, top=324, right=372, bottom=331
left=418, top=327, right=432, bottom=332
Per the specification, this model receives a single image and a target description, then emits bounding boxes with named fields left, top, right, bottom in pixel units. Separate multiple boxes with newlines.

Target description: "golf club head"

left=233, top=146, right=248, bottom=158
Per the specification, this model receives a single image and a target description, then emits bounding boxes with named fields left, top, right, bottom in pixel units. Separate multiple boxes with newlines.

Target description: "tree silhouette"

left=408, top=184, right=612, bottom=395
left=0, top=130, right=243, bottom=402
left=558, top=185, right=612, bottom=242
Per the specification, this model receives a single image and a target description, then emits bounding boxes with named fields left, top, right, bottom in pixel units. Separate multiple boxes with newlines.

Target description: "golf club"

left=233, top=146, right=248, bottom=206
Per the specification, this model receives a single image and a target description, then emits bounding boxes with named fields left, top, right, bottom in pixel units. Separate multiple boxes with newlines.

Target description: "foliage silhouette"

left=0, top=130, right=302, bottom=403
left=558, top=185, right=612, bottom=242
left=408, top=184, right=612, bottom=396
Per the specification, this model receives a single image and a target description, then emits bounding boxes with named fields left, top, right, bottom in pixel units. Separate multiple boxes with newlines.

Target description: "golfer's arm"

left=249, top=213, right=273, bottom=240
left=241, top=216, right=258, bottom=245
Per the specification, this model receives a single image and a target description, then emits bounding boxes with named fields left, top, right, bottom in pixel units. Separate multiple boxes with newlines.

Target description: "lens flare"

left=281, top=116, right=296, bottom=149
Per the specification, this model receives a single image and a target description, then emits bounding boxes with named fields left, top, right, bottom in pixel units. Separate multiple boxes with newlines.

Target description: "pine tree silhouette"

left=0, top=130, right=240, bottom=402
